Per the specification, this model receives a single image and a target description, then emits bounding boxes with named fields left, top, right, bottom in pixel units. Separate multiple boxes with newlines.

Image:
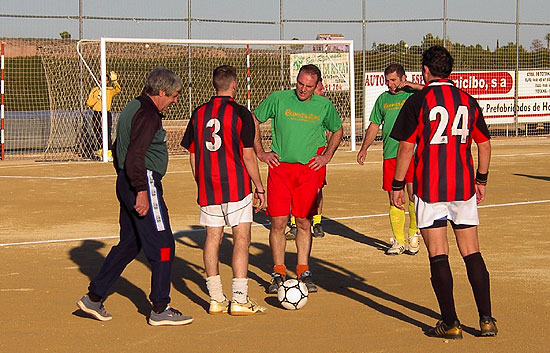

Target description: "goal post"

left=65, top=37, right=356, bottom=162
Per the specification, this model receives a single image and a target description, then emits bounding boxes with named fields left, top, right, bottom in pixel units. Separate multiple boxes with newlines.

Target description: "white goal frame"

left=78, top=37, right=356, bottom=162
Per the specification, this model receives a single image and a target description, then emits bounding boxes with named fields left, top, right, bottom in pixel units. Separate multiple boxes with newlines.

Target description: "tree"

left=546, top=33, right=550, bottom=49
left=531, top=39, right=544, bottom=52
left=59, top=31, right=71, bottom=40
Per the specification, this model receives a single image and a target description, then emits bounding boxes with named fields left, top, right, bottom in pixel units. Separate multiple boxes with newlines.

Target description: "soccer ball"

left=277, top=278, right=308, bottom=310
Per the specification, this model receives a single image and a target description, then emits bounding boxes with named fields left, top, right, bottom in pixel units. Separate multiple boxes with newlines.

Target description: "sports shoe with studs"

left=480, top=316, right=498, bottom=337
left=386, top=237, right=406, bottom=255
left=267, top=272, right=285, bottom=294
left=148, top=306, right=194, bottom=326
left=407, top=231, right=421, bottom=255
left=298, top=270, right=318, bottom=293
left=77, top=295, right=112, bottom=321
left=229, top=297, right=267, bottom=316
left=285, top=225, right=297, bottom=240
left=427, top=320, right=463, bottom=339
left=312, top=223, right=325, bottom=238
left=208, top=296, right=229, bottom=314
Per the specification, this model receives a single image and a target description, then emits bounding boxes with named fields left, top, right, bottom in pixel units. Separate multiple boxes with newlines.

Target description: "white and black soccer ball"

left=277, top=278, right=308, bottom=310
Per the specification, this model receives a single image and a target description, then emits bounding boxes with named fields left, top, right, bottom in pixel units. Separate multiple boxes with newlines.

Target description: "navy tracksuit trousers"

left=89, top=169, right=175, bottom=307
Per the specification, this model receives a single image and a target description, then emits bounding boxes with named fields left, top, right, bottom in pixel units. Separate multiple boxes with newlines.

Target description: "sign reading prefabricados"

left=364, top=70, right=550, bottom=125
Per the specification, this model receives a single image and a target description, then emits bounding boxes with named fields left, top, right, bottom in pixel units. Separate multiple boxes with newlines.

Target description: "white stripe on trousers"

left=147, top=170, right=166, bottom=232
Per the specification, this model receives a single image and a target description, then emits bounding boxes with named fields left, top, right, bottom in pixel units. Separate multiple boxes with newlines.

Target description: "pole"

left=362, top=0, right=366, bottom=149
left=515, top=0, right=520, bottom=136
left=100, top=38, right=108, bottom=162
left=246, top=44, right=251, bottom=111
left=1, top=43, right=5, bottom=160
left=443, top=0, right=447, bottom=47
left=79, top=0, right=83, bottom=40
left=280, top=0, right=284, bottom=90
left=188, top=0, right=193, bottom=119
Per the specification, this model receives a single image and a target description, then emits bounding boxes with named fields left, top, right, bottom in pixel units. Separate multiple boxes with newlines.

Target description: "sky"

left=1, top=0, right=549, bottom=50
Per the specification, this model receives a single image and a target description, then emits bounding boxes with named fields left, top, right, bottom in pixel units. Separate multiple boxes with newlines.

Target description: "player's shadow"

left=173, top=225, right=274, bottom=297
left=513, top=173, right=550, bottom=181
left=173, top=226, right=446, bottom=334
left=253, top=212, right=390, bottom=253
left=306, top=254, right=442, bottom=333
left=320, top=217, right=390, bottom=252
left=69, top=239, right=151, bottom=318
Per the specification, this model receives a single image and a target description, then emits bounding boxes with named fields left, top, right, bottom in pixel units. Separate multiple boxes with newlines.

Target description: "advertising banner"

left=290, top=53, right=350, bottom=91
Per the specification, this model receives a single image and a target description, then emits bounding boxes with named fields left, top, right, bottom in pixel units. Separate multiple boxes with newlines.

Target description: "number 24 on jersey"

left=429, top=105, right=469, bottom=145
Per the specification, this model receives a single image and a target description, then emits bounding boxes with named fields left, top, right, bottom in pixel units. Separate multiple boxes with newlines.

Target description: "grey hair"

left=143, top=67, right=183, bottom=96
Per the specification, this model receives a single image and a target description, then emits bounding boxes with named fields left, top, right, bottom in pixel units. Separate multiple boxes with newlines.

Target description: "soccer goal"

left=39, top=38, right=355, bottom=162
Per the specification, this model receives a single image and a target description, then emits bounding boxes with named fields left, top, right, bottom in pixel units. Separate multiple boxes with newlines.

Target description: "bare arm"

left=390, top=141, right=415, bottom=210
left=475, top=140, right=491, bottom=203
left=308, top=126, right=343, bottom=171
left=252, top=113, right=280, bottom=168
left=356, top=122, right=380, bottom=165
left=242, top=147, right=266, bottom=212
left=189, top=152, right=196, bottom=180
left=398, top=80, right=424, bottom=91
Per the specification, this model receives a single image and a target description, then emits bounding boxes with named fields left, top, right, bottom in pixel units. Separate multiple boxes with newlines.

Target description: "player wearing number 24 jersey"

left=391, top=75, right=490, bottom=203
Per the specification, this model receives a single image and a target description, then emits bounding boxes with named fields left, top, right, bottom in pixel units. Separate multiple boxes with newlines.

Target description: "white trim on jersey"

left=428, top=81, right=454, bottom=87
left=147, top=170, right=166, bottom=232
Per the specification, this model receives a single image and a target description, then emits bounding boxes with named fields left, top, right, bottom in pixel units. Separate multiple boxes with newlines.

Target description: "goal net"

left=39, top=38, right=355, bottom=162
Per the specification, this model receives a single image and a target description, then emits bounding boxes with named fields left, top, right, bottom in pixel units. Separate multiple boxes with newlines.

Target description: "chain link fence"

left=1, top=1, right=549, bottom=160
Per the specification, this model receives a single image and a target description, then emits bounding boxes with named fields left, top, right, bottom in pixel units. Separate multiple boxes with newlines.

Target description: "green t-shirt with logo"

left=254, top=90, right=342, bottom=164
left=369, top=90, right=414, bottom=159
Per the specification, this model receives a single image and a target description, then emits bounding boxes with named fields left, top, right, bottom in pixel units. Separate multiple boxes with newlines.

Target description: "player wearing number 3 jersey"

left=181, top=65, right=267, bottom=315
left=390, top=46, right=496, bottom=339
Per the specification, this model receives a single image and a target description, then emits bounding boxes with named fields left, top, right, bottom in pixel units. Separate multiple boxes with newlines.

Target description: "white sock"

left=232, top=277, right=248, bottom=304
left=205, top=275, right=225, bottom=302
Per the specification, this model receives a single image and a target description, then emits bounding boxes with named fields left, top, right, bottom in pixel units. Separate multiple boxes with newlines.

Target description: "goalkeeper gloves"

left=109, top=71, right=118, bottom=81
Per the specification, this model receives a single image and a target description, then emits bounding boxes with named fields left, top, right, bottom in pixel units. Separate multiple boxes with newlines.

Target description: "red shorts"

left=382, top=157, right=414, bottom=191
left=317, top=165, right=327, bottom=189
left=267, top=162, right=321, bottom=219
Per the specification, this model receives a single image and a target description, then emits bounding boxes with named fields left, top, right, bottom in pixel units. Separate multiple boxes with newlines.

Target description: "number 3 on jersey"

left=429, top=105, right=469, bottom=144
left=206, top=118, right=222, bottom=151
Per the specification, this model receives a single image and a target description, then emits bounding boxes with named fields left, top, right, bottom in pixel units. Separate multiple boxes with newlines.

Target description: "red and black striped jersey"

left=390, top=79, right=490, bottom=202
left=181, top=96, right=255, bottom=206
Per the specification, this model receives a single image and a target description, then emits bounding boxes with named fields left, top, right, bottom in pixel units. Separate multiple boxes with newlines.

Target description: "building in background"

left=314, top=33, right=348, bottom=52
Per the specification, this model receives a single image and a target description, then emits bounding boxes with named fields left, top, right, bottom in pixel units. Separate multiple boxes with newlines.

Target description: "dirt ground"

left=1, top=137, right=549, bottom=353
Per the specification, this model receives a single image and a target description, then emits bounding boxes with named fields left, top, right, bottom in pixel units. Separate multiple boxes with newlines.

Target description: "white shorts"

left=199, top=193, right=253, bottom=227
left=415, top=195, right=479, bottom=229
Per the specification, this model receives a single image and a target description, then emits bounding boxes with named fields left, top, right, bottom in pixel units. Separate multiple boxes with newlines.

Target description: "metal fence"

left=1, top=0, right=549, bottom=159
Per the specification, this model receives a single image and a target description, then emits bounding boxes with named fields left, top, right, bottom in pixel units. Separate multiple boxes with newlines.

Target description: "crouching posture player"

left=390, top=46, right=497, bottom=339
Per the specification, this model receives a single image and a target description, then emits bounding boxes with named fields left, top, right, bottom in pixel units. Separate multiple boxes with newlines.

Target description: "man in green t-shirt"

left=357, top=64, right=423, bottom=256
left=253, top=64, right=343, bottom=294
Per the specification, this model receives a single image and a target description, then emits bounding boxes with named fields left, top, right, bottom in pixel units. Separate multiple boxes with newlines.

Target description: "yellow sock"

left=312, top=214, right=322, bottom=225
left=290, top=216, right=296, bottom=227
left=408, top=200, right=419, bottom=236
left=389, top=206, right=406, bottom=244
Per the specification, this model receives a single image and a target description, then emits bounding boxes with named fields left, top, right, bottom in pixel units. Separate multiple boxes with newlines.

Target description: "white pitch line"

left=1, top=199, right=548, bottom=248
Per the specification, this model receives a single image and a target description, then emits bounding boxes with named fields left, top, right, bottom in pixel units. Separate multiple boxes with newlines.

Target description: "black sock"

left=153, top=304, right=167, bottom=313
left=87, top=292, right=102, bottom=302
left=429, top=254, right=458, bottom=326
left=463, top=252, right=492, bottom=318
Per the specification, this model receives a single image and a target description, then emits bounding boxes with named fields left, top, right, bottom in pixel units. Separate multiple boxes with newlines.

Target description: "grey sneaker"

left=298, top=270, right=318, bottom=293
left=148, top=306, right=194, bottom=326
left=312, top=223, right=325, bottom=238
left=77, top=295, right=112, bottom=321
left=267, top=272, right=285, bottom=294
left=285, top=225, right=297, bottom=240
